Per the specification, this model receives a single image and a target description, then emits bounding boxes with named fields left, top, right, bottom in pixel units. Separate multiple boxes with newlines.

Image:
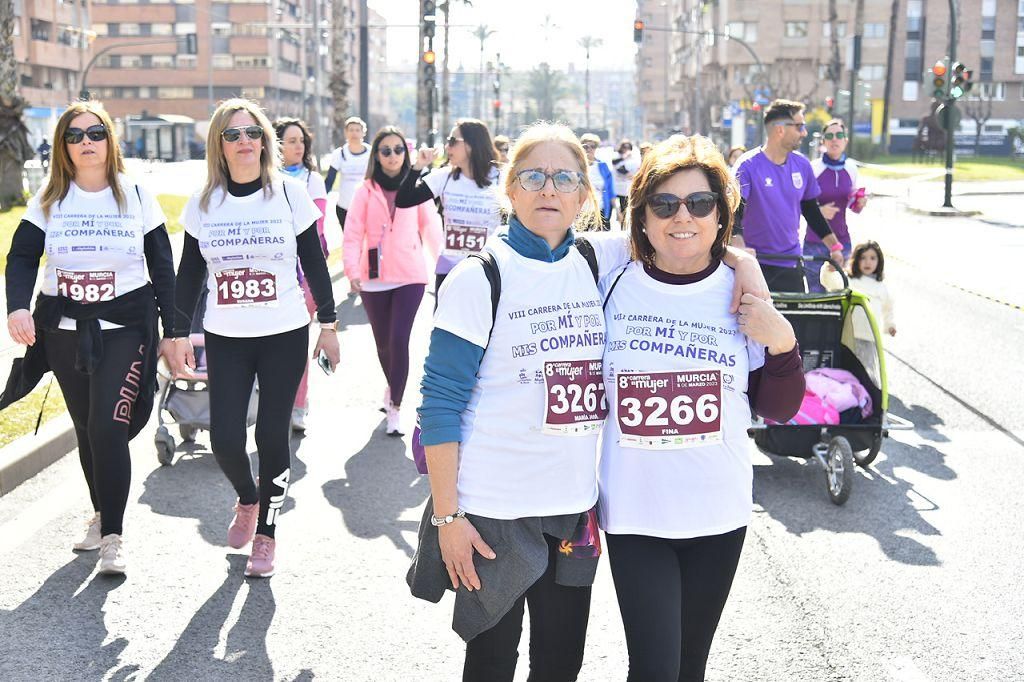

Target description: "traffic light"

left=184, top=33, right=197, bottom=55
left=931, top=59, right=948, bottom=99
left=825, top=96, right=834, bottom=114
left=633, top=19, right=644, bottom=44
left=423, top=50, right=436, bottom=90
left=950, top=62, right=973, bottom=99
left=422, top=0, right=436, bottom=38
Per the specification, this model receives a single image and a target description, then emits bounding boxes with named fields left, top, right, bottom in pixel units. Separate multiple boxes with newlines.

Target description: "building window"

left=863, top=23, right=886, bottom=39
left=174, top=22, right=196, bottom=35
left=822, top=21, right=847, bottom=38
left=974, top=82, right=1006, bottom=100
left=980, top=57, right=994, bottom=81
left=907, top=0, right=922, bottom=17
left=784, top=22, right=808, bottom=38
left=725, top=21, right=757, bottom=42
left=902, top=81, right=919, bottom=101
left=157, top=87, right=192, bottom=99
left=121, top=55, right=142, bottom=67
left=982, top=0, right=997, bottom=15
left=981, top=16, right=996, bottom=40
left=177, top=55, right=197, bottom=68
left=212, top=54, right=233, bottom=69
left=152, top=55, right=174, bottom=68
left=235, top=55, right=272, bottom=68
left=120, top=23, right=140, bottom=36
left=151, top=23, right=172, bottom=35
left=30, top=19, right=52, bottom=41
left=859, top=64, right=885, bottom=81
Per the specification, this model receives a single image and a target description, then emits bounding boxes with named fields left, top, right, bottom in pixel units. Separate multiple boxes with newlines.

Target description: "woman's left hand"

left=312, top=329, right=341, bottom=371
left=738, top=293, right=796, bottom=355
left=730, top=255, right=770, bottom=313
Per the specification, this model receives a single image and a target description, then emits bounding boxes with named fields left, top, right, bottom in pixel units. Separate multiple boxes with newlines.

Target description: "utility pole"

left=359, top=0, right=369, bottom=125
left=847, top=0, right=864, bottom=150
left=943, top=0, right=958, bottom=208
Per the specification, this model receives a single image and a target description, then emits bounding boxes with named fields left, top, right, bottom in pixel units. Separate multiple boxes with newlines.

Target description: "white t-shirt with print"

left=598, top=261, right=766, bottom=539
left=424, top=166, right=502, bottom=275
left=329, top=143, right=371, bottom=209
left=182, top=178, right=322, bottom=337
left=304, top=168, right=328, bottom=203
left=434, top=236, right=611, bottom=520
left=23, top=174, right=167, bottom=330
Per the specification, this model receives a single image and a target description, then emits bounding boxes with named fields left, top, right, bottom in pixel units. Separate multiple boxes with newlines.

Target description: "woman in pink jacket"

left=344, top=126, right=443, bottom=435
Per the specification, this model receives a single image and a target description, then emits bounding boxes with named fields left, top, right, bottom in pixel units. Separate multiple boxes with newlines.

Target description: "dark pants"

left=46, top=327, right=146, bottom=537
left=617, top=195, right=628, bottom=216
left=463, top=534, right=592, bottom=682
left=607, top=527, right=747, bottom=682
left=205, top=325, right=308, bottom=538
left=759, top=262, right=807, bottom=293
left=360, top=284, right=425, bottom=407
left=336, top=205, right=348, bottom=232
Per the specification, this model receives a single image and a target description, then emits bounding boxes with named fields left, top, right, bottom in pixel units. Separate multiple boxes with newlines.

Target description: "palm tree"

left=330, top=0, right=351, bottom=144
left=826, top=0, right=841, bottom=108
left=440, top=0, right=472, bottom=137
left=526, top=63, right=570, bottom=122
left=0, top=0, right=33, bottom=209
left=472, top=24, right=496, bottom=120
left=578, top=35, right=603, bottom=130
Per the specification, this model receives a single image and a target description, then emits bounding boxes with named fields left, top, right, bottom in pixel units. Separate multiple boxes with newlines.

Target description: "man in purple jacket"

left=732, top=100, right=846, bottom=292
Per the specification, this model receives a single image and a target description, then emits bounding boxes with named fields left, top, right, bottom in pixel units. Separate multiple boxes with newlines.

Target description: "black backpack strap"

left=602, top=262, right=630, bottom=311
left=281, top=180, right=292, bottom=211
left=573, top=236, right=599, bottom=284
left=467, top=249, right=501, bottom=342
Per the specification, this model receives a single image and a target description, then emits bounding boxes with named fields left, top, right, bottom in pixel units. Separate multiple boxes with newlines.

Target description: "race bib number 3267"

left=616, top=370, right=722, bottom=450
left=543, top=359, right=608, bottom=436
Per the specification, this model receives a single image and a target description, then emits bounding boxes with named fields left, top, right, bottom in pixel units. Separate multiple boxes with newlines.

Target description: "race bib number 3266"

left=543, top=359, right=608, bottom=436
left=616, top=370, right=722, bottom=450
left=214, top=268, right=278, bottom=307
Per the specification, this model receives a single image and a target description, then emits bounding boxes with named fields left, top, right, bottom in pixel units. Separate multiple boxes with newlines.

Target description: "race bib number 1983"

left=543, top=359, right=608, bottom=436
left=616, top=370, right=722, bottom=450
left=215, top=268, right=278, bottom=307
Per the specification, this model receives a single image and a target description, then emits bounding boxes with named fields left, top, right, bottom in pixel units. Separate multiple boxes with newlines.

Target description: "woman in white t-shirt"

left=599, top=135, right=805, bottom=680
left=171, top=99, right=339, bottom=579
left=395, top=118, right=502, bottom=292
left=324, top=116, right=370, bottom=231
left=274, top=116, right=328, bottom=432
left=3, top=101, right=177, bottom=575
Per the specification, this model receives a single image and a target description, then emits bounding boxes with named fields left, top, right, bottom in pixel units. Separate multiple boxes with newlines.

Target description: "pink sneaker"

left=245, top=534, right=276, bottom=577
left=227, top=501, right=259, bottom=549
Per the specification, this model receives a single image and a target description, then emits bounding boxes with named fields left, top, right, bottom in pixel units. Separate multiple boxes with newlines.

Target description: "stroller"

left=747, top=256, right=912, bottom=505
left=154, top=290, right=258, bottom=466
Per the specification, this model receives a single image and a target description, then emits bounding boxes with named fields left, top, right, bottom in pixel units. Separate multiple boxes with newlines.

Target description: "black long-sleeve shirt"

left=5, top=219, right=177, bottom=338
left=394, top=167, right=437, bottom=209
left=171, top=177, right=336, bottom=336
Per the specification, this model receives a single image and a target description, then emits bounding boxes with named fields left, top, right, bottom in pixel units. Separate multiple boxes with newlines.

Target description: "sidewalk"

left=871, top=177, right=1024, bottom=227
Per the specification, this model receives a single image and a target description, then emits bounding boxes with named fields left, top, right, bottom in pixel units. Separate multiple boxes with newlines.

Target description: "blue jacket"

left=595, top=160, right=615, bottom=219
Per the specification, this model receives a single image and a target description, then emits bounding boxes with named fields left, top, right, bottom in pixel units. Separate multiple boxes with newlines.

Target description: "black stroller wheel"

left=825, top=436, right=854, bottom=505
left=179, top=424, right=199, bottom=442
left=155, top=426, right=176, bottom=466
left=854, top=434, right=883, bottom=468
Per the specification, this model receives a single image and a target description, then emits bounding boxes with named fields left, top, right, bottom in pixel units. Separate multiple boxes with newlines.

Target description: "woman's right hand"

left=438, top=517, right=496, bottom=592
left=171, top=338, right=196, bottom=377
left=7, top=310, right=35, bottom=346
left=414, top=146, right=436, bottom=171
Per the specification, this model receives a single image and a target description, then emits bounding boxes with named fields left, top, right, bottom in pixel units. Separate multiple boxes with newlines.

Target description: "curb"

left=903, top=204, right=982, bottom=218
left=0, top=413, right=76, bottom=496
left=0, top=264, right=348, bottom=498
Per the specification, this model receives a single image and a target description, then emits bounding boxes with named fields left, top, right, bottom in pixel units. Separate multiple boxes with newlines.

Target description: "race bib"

left=543, top=359, right=608, bottom=436
left=443, top=224, right=488, bottom=256
left=56, top=269, right=116, bottom=302
left=214, top=268, right=278, bottom=307
left=616, top=369, right=722, bottom=450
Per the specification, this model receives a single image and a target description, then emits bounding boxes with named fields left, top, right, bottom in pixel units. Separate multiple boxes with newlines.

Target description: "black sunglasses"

left=647, top=191, right=719, bottom=219
left=221, top=126, right=264, bottom=142
left=823, top=131, right=847, bottom=140
left=379, top=144, right=407, bottom=157
left=446, top=136, right=464, bottom=147
left=64, top=125, right=108, bottom=145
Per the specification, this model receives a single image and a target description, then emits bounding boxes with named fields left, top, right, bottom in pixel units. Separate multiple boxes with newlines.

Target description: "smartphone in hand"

left=317, top=348, right=333, bottom=375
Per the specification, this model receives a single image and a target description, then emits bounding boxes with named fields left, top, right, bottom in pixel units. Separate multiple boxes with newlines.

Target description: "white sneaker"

left=98, top=534, right=126, bottom=575
left=73, top=512, right=102, bottom=551
left=291, top=407, right=307, bottom=432
left=385, top=405, right=403, bottom=437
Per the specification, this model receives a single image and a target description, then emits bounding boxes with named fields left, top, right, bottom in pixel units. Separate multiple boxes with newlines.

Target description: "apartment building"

left=10, top=0, right=94, bottom=145
left=635, top=0, right=679, bottom=140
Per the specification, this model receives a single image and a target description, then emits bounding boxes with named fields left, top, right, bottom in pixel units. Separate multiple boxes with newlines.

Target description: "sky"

left=368, top=0, right=639, bottom=72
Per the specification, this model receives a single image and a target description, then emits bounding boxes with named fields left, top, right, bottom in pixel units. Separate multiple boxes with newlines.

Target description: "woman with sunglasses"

left=274, top=117, right=328, bottom=432
left=599, top=135, right=804, bottom=681
left=408, top=123, right=771, bottom=680
left=171, top=99, right=339, bottom=578
left=804, top=119, right=868, bottom=292
left=3, top=101, right=176, bottom=575
left=343, top=126, right=442, bottom=435
left=396, top=118, right=502, bottom=292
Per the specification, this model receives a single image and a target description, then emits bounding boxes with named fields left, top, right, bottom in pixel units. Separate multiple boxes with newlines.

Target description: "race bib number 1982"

left=543, top=359, right=608, bottom=436
left=215, top=268, right=278, bottom=307
left=56, top=269, right=115, bottom=302
left=616, top=370, right=722, bottom=450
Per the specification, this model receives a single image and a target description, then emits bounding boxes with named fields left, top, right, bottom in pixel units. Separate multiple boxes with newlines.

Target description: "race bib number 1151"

left=616, top=369, right=722, bottom=450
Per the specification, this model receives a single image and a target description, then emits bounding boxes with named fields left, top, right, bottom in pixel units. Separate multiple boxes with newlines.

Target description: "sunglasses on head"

left=446, top=136, right=464, bottom=147
left=379, top=144, right=407, bottom=157
left=221, top=126, right=264, bottom=142
left=646, top=191, right=719, bottom=219
left=777, top=121, right=807, bottom=132
left=515, top=169, right=584, bottom=193
left=581, top=143, right=597, bottom=150
left=823, top=131, right=847, bottom=140
left=64, top=125, right=108, bottom=145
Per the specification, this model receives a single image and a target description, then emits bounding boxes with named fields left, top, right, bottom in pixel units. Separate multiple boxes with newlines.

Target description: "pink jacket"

left=343, top=178, right=443, bottom=285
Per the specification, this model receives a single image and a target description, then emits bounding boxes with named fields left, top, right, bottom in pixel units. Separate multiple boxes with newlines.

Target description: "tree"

left=526, top=63, right=570, bottom=122
left=0, top=0, right=34, bottom=209
left=472, top=24, right=496, bottom=120
left=330, top=0, right=352, bottom=144
left=578, top=35, right=603, bottom=130
left=962, top=86, right=996, bottom=156
left=826, top=0, right=842, bottom=106
left=440, top=0, right=472, bottom=137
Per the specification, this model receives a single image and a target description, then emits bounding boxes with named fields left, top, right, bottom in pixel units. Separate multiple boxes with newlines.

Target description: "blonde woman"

left=171, top=99, right=339, bottom=578
left=3, top=101, right=177, bottom=575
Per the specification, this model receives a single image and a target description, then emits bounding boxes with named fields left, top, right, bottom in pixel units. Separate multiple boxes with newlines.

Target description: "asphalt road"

left=0, top=200, right=1022, bottom=681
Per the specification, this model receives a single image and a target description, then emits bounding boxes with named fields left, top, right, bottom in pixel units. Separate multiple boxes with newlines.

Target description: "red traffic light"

left=633, top=19, right=645, bottom=43
left=825, top=96, right=834, bottom=109
left=932, top=60, right=947, bottom=77
left=493, top=99, right=501, bottom=109
left=423, top=50, right=436, bottom=65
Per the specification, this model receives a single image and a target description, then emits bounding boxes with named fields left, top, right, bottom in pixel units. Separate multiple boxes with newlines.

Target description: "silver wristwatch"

left=430, top=509, right=466, bottom=527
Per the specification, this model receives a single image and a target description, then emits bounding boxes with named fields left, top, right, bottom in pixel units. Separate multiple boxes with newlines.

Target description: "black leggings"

left=361, top=284, right=424, bottom=407
left=463, top=534, right=592, bottom=682
left=45, top=327, right=146, bottom=537
left=204, top=325, right=308, bottom=538
left=336, top=205, right=348, bottom=232
left=606, top=527, right=747, bottom=682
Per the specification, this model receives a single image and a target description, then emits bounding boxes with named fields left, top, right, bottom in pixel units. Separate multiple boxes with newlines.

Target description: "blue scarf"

left=822, top=153, right=847, bottom=172
left=501, top=214, right=575, bottom=262
left=282, top=163, right=306, bottom=177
